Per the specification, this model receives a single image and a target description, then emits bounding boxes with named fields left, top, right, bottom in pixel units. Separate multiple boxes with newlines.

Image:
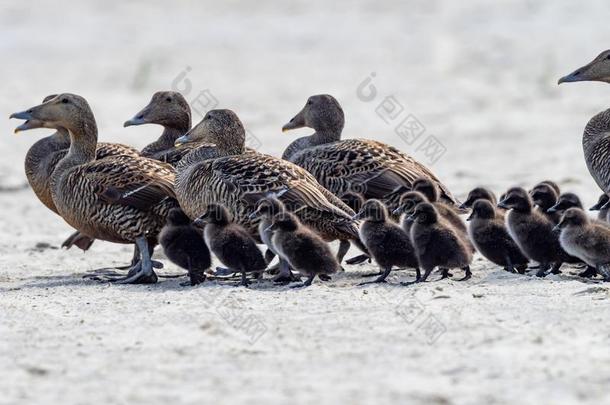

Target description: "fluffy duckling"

left=460, top=187, right=497, bottom=209
left=352, top=199, right=418, bottom=284
left=539, top=180, right=561, bottom=195
left=556, top=208, right=610, bottom=281
left=498, top=187, right=565, bottom=277
left=159, top=208, right=211, bottom=285
left=467, top=200, right=528, bottom=273
left=590, top=194, right=610, bottom=222
left=407, top=203, right=473, bottom=283
left=195, top=204, right=266, bottom=287
left=530, top=182, right=561, bottom=223
left=412, top=178, right=468, bottom=234
left=268, top=212, right=340, bottom=287
left=340, top=191, right=365, bottom=213
left=249, top=197, right=300, bottom=283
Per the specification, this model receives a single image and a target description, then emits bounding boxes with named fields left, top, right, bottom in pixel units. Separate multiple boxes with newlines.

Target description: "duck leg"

left=457, top=266, right=472, bottom=281
left=273, top=259, right=301, bottom=283
left=358, top=266, right=392, bottom=285
left=108, top=237, right=158, bottom=284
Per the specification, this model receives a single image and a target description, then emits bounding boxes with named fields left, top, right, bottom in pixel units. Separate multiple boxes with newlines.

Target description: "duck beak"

left=558, top=59, right=600, bottom=84
left=175, top=134, right=193, bottom=146
left=124, top=116, right=147, bottom=127
left=282, top=108, right=306, bottom=132
left=10, top=110, right=36, bottom=133
left=558, top=71, right=584, bottom=85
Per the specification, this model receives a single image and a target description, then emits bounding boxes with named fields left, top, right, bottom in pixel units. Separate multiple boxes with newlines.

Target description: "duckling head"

left=497, top=187, right=531, bottom=211
left=467, top=199, right=495, bottom=221
left=124, top=91, right=191, bottom=131
left=268, top=212, right=299, bottom=232
left=559, top=50, right=610, bottom=84
left=412, top=178, right=438, bottom=202
left=166, top=208, right=192, bottom=226
left=408, top=202, right=439, bottom=225
left=393, top=191, right=427, bottom=216
left=548, top=193, right=582, bottom=214
left=340, top=192, right=365, bottom=213
left=353, top=199, right=388, bottom=222
left=556, top=208, right=589, bottom=231
left=10, top=93, right=96, bottom=138
left=250, top=197, right=286, bottom=220
left=195, top=203, right=232, bottom=227
left=175, top=109, right=245, bottom=153
left=529, top=183, right=558, bottom=209
left=590, top=194, right=610, bottom=211
left=282, top=94, right=344, bottom=135
left=460, top=187, right=496, bottom=209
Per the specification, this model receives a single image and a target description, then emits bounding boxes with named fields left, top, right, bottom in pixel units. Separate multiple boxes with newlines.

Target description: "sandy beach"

left=2, top=1, right=610, bottom=404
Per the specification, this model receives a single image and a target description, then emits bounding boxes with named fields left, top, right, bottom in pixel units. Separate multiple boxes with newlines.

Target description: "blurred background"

left=2, top=0, right=610, bottom=198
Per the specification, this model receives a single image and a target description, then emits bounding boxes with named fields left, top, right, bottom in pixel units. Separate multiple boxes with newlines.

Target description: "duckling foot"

left=550, top=262, right=563, bottom=275
left=439, top=268, right=453, bottom=280
left=237, top=272, right=250, bottom=287
left=535, top=265, right=549, bottom=278
left=358, top=267, right=391, bottom=285
left=273, top=272, right=301, bottom=284
left=290, top=275, right=315, bottom=288
left=578, top=266, right=598, bottom=278
left=346, top=254, right=370, bottom=265
left=456, top=266, right=472, bottom=282
left=319, top=274, right=332, bottom=282
left=185, top=269, right=207, bottom=286
left=214, top=267, right=237, bottom=277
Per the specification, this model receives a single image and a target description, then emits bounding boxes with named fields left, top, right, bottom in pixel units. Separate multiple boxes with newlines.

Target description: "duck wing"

left=96, top=142, right=140, bottom=159
left=290, top=139, right=456, bottom=205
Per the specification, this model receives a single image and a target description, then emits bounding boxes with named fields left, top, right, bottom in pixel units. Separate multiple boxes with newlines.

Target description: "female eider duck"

left=195, top=204, right=266, bottom=287
left=11, top=94, right=177, bottom=284
left=281, top=94, right=457, bottom=205
left=555, top=208, right=610, bottom=281
left=267, top=212, right=340, bottom=287
left=407, top=203, right=473, bottom=283
left=353, top=199, right=418, bottom=284
left=467, top=199, right=528, bottom=273
left=14, top=94, right=140, bottom=252
left=173, top=109, right=364, bottom=264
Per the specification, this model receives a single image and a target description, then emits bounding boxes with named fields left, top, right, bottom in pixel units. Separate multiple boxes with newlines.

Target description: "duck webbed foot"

left=104, top=238, right=159, bottom=284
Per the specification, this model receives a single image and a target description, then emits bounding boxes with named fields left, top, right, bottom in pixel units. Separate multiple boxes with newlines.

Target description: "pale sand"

left=2, top=1, right=610, bottom=404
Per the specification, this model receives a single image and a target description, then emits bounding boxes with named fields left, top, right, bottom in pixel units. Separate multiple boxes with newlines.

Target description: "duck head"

left=282, top=94, right=344, bottom=135
left=124, top=91, right=191, bottom=132
left=352, top=199, right=388, bottom=222
left=467, top=199, right=495, bottom=221
left=407, top=202, right=438, bottom=225
left=497, top=187, right=531, bottom=211
left=175, top=109, right=245, bottom=153
left=559, top=50, right=610, bottom=84
left=10, top=93, right=96, bottom=138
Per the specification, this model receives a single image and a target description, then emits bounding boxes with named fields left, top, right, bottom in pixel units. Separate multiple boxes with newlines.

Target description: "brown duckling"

left=159, top=208, right=211, bottom=286
left=11, top=94, right=177, bottom=284
left=407, top=203, right=473, bottom=283
left=467, top=200, right=528, bottom=273
left=352, top=199, right=418, bottom=284
left=195, top=204, right=266, bottom=287
left=268, top=212, right=340, bottom=287
left=498, top=187, right=565, bottom=277
left=556, top=208, right=610, bottom=281
left=530, top=182, right=561, bottom=223
left=460, top=187, right=497, bottom=209
left=340, top=191, right=365, bottom=213
left=282, top=94, right=458, bottom=205
left=590, top=194, right=610, bottom=222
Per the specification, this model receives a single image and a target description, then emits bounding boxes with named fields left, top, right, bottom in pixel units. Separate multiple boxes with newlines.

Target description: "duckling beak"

left=600, top=199, right=610, bottom=211
left=10, top=110, right=33, bottom=121
left=392, top=207, right=402, bottom=216
left=547, top=205, right=558, bottom=213
left=193, top=218, right=206, bottom=228
left=589, top=200, right=604, bottom=211
left=458, top=201, right=469, bottom=210
left=497, top=201, right=510, bottom=209
left=351, top=213, right=362, bottom=220
left=466, top=212, right=474, bottom=221
left=282, top=109, right=306, bottom=132
left=552, top=224, right=562, bottom=232
left=264, top=225, right=274, bottom=233
left=248, top=211, right=258, bottom=220
left=405, top=214, right=416, bottom=223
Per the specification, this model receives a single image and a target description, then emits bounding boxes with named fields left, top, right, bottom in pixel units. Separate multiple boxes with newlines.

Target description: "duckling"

left=352, top=199, right=418, bottom=284
left=267, top=212, right=340, bottom=287
left=467, top=200, right=528, bottom=273
left=282, top=94, right=458, bottom=205
left=547, top=192, right=583, bottom=215
left=590, top=194, right=610, bottom=222
left=249, top=197, right=300, bottom=283
left=340, top=191, right=365, bottom=213
left=498, top=187, right=565, bottom=277
left=539, top=180, right=561, bottom=196
left=15, top=94, right=140, bottom=254
left=555, top=208, right=610, bottom=281
left=174, top=109, right=365, bottom=264
left=529, top=182, right=561, bottom=223
left=195, top=204, right=266, bottom=287
left=407, top=203, right=473, bottom=283
left=159, top=208, right=211, bottom=285
left=11, top=94, right=177, bottom=284
left=459, top=187, right=497, bottom=209
left=412, top=178, right=468, bottom=233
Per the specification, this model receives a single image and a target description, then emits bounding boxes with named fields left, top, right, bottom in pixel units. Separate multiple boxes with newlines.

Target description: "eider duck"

left=353, top=199, right=418, bottom=284
left=281, top=94, right=457, bottom=205
left=15, top=94, right=140, bottom=252
left=555, top=208, right=610, bottom=281
left=467, top=199, right=528, bottom=273
left=249, top=197, right=300, bottom=283
left=407, top=202, right=473, bottom=283
left=498, top=187, right=565, bottom=277
left=195, top=203, right=267, bottom=287
left=159, top=208, right=211, bottom=286
left=267, top=212, right=340, bottom=287
left=11, top=94, right=177, bottom=284
left=173, top=109, right=364, bottom=264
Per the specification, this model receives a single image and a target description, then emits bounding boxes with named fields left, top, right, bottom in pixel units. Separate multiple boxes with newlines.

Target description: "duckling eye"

left=165, top=97, right=172, bottom=102
left=606, top=55, right=610, bottom=60
left=61, top=98, right=69, bottom=104
left=307, top=100, right=313, bottom=106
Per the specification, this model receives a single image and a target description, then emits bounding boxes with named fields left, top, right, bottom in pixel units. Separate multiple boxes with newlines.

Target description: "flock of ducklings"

left=9, top=50, right=610, bottom=288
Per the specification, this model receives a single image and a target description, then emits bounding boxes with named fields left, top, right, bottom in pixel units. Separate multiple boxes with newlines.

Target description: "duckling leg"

left=550, top=262, right=563, bottom=275
left=456, top=266, right=472, bottom=281
left=290, top=274, right=316, bottom=288
left=239, top=271, right=250, bottom=287
left=438, top=268, right=453, bottom=280
left=346, top=254, right=371, bottom=265
left=535, top=263, right=550, bottom=278
left=183, top=258, right=207, bottom=286
left=358, top=266, right=392, bottom=285
left=578, top=266, right=598, bottom=278
left=504, top=257, right=517, bottom=273
left=111, top=237, right=158, bottom=284
left=402, top=266, right=433, bottom=285
left=265, top=249, right=276, bottom=264
left=273, top=259, right=300, bottom=284
left=597, top=264, right=610, bottom=281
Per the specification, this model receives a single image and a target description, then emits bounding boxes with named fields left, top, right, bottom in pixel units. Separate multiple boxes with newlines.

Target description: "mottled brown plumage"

left=281, top=94, right=457, bottom=205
